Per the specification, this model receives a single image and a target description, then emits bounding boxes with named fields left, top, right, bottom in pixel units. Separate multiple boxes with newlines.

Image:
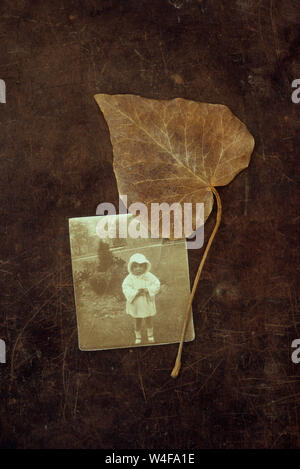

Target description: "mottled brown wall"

left=0, top=0, right=299, bottom=449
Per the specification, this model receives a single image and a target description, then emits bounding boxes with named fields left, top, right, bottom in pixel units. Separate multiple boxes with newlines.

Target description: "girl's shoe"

left=135, top=331, right=142, bottom=345
left=147, top=328, right=154, bottom=343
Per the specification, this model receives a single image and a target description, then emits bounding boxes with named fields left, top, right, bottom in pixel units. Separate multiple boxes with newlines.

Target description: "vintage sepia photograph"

left=69, top=215, right=195, bottom=350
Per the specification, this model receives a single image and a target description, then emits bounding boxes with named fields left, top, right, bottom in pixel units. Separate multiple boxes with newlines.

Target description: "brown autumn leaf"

left=94, top=94, right=254, bottom=238
left=94, top=93, right=255, bottom=376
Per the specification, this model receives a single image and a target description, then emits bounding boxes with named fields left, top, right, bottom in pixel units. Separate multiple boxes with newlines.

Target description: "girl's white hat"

left=128, top=253, right=151, bottom=273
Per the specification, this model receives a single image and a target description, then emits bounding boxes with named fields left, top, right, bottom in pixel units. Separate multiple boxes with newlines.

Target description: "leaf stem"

left=171, top=186, right=222, bottom=378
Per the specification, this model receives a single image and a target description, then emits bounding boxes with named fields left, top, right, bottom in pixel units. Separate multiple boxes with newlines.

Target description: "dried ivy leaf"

left=94, top=93, right=255, bottom=377
left=94, top=94, right=254, bottom=237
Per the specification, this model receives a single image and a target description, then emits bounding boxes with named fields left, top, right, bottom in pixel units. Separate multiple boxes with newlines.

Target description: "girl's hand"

left=136, top=288, right=149, bottom=298
left=135, top=289, right=145, bottom=298
left=141, top=289, right=151, bottom=300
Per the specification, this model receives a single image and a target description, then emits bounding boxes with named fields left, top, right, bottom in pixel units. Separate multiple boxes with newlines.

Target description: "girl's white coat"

left=122, top=253, right=160, bottom=318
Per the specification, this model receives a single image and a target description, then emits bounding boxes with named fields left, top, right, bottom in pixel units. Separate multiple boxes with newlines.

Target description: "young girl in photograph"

left=122, top=253, right=160, bottom=344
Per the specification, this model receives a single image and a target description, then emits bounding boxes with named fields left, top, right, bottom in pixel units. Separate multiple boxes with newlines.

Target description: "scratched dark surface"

left=0, top=0, right=299, bottom=449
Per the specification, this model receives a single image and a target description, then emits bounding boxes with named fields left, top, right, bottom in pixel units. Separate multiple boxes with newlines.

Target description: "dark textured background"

left=0, top=0, right=299, bottom=449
